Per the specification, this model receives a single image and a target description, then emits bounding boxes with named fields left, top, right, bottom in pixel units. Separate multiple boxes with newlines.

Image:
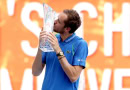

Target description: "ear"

left=65, top=27, right=71, bottom=33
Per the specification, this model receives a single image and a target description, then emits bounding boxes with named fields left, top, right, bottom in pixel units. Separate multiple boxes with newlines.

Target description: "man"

left=32, top=9, right=88, bottom=90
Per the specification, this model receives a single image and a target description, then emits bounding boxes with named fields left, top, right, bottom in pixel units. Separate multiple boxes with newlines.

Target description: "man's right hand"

left=39, top=27, right=47, bottom=47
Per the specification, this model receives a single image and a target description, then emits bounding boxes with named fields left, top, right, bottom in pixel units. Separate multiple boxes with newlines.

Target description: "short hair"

left=63, top=9, right=81, bottom=33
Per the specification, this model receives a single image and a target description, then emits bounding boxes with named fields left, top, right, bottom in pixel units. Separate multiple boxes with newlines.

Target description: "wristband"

left=57, top=51, right=64, bottom=56
left=58, top=56, right=65, bottom=60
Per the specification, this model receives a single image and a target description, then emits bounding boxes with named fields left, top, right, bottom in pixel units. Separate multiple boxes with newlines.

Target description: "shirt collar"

left=58, top=33, right=76, bottom=43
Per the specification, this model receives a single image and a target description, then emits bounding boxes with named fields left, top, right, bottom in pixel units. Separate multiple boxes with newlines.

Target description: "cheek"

left=55, top=23, right=64, bottom=30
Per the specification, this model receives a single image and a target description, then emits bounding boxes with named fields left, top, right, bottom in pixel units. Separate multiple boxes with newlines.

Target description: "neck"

left=60, top=33, right=73, bottom=41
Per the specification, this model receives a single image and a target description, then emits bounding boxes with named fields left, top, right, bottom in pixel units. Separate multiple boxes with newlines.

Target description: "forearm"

left=55, top=47, right=82, bottom=82
left=32, top=48, right=44, bottom=76
left=58, top=56, right=82, bottom=83
left=47, top=32, right=83, bottom=82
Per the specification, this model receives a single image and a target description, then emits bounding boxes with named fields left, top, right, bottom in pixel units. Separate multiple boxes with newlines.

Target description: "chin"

left=53, top=29, right=58, bottom=33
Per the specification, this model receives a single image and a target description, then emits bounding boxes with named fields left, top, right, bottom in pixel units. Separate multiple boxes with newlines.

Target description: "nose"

left=54, top=19, right=58, bottom=24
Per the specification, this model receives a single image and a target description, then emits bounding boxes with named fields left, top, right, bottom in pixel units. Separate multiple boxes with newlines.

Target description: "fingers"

left=40, top=30, right=57, bottom=43
left=40, top=27, right=46, bottom=36
left=46, top=32, right=59, bottom=51
left=41, top=27, right=43, bottom=31
left=39, top=28, right=47, bottom=40
left=47, top=34, right=56, bottom=47
left=49, top=32, right=55, bottom=37
left=40, top=31, right=46, bottom=36
left=48, top=32, right=57, bottom=40
left=47, top=36, right=53, bottom=44
left=47, top=33, right=57, bottom=43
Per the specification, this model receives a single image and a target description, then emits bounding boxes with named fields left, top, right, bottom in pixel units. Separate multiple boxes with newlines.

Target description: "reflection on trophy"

left=39, top=3, right=56, bottom=52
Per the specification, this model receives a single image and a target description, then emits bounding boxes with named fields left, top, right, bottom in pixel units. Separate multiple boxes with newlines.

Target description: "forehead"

left=58, top=12, right=68, bottom=23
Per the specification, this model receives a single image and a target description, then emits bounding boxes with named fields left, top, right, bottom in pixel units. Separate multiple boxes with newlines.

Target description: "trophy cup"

left=39, top=3, right=56, bottom=52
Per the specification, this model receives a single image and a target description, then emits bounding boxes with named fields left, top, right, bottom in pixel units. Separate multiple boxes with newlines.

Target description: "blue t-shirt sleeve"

left=42, top=52, right=46, bottom=64
left=72, top=40, right=88, bottom=68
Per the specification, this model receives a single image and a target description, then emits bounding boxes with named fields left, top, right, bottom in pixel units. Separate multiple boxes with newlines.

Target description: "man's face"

left=53, top=12, right=67, bottom=34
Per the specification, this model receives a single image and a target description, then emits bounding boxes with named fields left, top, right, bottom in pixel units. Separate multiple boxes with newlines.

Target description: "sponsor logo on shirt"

left=78, top=59, right=84, bottom=62
left=66, top=50, right=71, bottom=54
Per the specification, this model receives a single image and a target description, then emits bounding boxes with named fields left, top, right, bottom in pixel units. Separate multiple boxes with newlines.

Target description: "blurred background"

left=0, top=0, right=130, bottom=90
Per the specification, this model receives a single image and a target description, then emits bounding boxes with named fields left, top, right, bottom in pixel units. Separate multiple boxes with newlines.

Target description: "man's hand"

left=47, top=32, right=61, bottom=53
left=39, top=28, right=47, bottom=47
left=39, top=27, right=61, bottom=53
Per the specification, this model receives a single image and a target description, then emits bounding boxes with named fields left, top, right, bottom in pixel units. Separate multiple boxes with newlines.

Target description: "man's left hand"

left=47, top=32, right=61, bottom=53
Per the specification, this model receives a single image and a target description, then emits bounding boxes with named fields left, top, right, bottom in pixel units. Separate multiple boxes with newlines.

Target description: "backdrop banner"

left=0, top=0, right=130, bottom=90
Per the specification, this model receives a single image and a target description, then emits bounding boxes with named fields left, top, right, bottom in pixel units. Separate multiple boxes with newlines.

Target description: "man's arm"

left=32, top=48, right=45, bottom=76
left=47, top=32, right=85, bottom=83
left=59, top=56, right=83, bottom=83
left=32, top=28, right=46, bottom=76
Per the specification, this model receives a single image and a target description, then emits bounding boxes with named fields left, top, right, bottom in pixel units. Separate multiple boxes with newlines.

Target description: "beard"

left=53, top=27, right=65, bottom=34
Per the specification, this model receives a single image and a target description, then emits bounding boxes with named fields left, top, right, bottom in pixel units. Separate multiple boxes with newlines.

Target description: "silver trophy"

left=39, top=3, right=56, bottom=52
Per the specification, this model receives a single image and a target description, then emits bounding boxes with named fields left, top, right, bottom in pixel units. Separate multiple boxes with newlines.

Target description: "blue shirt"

left=42, top=33, right=88, bottom=90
